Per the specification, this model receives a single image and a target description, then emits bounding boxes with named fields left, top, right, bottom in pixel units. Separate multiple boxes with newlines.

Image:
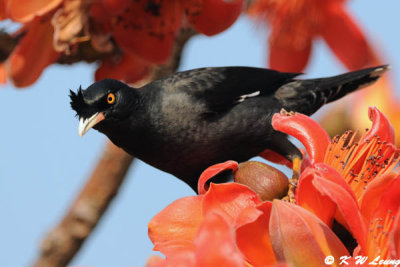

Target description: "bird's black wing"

left=159, top=67, right=301, bottom=114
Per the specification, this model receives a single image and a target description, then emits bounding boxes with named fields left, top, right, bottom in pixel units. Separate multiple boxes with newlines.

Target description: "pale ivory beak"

left=78, top=112, right=105, bottom=137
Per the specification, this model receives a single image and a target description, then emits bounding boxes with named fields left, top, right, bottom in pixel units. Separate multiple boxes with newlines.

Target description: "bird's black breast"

left=127, top=87, right=282, bottom=184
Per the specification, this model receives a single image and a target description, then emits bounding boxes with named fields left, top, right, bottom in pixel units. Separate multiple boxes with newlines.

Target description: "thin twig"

left=31, top=28, right=195, bottom=267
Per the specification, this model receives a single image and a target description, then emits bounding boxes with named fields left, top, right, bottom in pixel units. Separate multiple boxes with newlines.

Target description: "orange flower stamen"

left=368, top=210, right=395, bottom=258
left=324, top=129, right=399, bottom=202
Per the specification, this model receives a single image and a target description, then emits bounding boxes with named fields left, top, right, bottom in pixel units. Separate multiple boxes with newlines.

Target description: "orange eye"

left=107, top=93, right=115, bottom=104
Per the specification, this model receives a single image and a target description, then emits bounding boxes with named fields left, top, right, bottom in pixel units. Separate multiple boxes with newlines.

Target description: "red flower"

left=7, top=16, right=60, bottom=87
left=248, top=0, right=400, bottom=150
left=269, top=199, right=349, bottom=266
left=95, top=53, right=151, bottom=85
left=272, top=107, right=398, bottom=201
left=148, top=162, right=351, bottom=266
left=2, top=0, right=62, bottom=22
left=360, top=173, right=400, bottom=259
left=272, top=107, right=400, bottom=257
left=1, top=0, right=245, bottom=87
left=97, top=0, right=245, bottom=70
left=247, top=0, right=377, bottom=72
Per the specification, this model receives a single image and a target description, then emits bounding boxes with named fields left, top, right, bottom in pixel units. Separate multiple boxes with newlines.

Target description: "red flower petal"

left=296, top=162, right=367, bottom=251
left=113, top=0, right=182, bottom=64
left=389, top=211, right=400, bottom=258
left=364, top=177, right=400, bottom=258
left=89, top=1, right=109, bottom=20
left=296, top=166, right=337, bottom=226
left=0, top=63, right=7, bottom=84
left=146, top=255, right=168, bottom=267
left=189, top=0, right=244, bottom=36
left=260, top=148, right=311, bottom=170
left=361, top=107, right=395, bottom=146
left=346, top=107, right=397, bottom=176
left=311, top=166, right=368, bottom=252
left=236, top=201, right=277, bottom=266
left=149, top=247, right=197, bottom=267
left=368, top=177, right=400, bottom=224
left=163, top=248, right=197, bottom=267
left=259, top=149, right=292, bottom=168
left=272, top=112, right=330, bottom=163
left=320, top=3, right=375, bottom=70
left=194, top=212, right=245, bottom=267
left=198, top=161, right=238, bottom=194
left=269, top=36, right=312, bottom=72
left=7, top=0, right=62, bottom=22
left=0, top=1, right=6, bottom=20
left=269, top=200, right=349, bottom=265
left=7, top=19, right=59, bottom=87
left=360, top=172, right=397, bottom=223
left=101, top=0, right=129, bottom=15
left=148, top=195, right=203, bottom=253
left=95, top=54, right=150, bottom=83
left=202, top=183, right=262, bottom=227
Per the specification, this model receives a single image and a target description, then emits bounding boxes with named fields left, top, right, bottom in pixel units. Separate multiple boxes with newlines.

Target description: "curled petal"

left=148, top=195, right=203, bottom=253
left=272, top=112, right=330, bottom=163
left=194, top=212, right=245, bottom=267
left=361, top=107, right=395, bottom=146
left=7, top=19, right=59, bottom=87
left=236, top=201, right=277, bottom=266
left=269, top=200, right=349, bottom=266
left=203, top=183, right=262, bottom=228
left=189, top=0, right=244, bottom=36
left=344, top=107, right=397, bottom=182
left=7, top=0, right=62, bottom=22
left=198, top=161, right=238, bottom=194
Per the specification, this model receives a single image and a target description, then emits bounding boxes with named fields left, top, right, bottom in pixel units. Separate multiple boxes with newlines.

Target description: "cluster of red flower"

left=148, top=107, right=400, bottom=266
left=0, top=0, right=244, bottom=87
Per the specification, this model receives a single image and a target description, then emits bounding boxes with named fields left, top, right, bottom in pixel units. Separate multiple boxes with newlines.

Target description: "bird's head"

left=70, top=79, right=137, bottom=137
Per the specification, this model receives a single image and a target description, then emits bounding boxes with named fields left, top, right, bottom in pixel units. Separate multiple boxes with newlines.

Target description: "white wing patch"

left=236, top=91, right=260, bottom=103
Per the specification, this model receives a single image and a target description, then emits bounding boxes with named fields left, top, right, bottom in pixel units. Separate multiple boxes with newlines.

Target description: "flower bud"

left=234, top=161, right=288, bottom=201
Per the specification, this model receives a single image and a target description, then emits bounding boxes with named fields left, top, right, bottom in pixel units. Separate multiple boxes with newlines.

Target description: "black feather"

left=69, top=86, right=85, bottom=117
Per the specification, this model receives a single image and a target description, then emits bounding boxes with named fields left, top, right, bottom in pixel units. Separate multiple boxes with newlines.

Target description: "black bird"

left=70, top=65, right=388, bottom=191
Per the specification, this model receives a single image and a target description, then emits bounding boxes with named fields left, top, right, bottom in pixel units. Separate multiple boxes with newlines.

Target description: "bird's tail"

left=275, top=65, right=390, bottom=115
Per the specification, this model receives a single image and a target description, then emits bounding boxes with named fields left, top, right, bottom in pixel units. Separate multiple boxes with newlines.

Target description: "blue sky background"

left=1, top=1, right=399, bottom=266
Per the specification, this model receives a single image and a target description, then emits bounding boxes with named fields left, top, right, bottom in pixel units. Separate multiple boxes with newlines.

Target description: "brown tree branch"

left=31, top=28, right=195, bottom=267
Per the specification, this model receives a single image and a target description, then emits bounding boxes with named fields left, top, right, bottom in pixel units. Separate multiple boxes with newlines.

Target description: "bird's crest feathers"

left=70, top=86, right=86, bottom=117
